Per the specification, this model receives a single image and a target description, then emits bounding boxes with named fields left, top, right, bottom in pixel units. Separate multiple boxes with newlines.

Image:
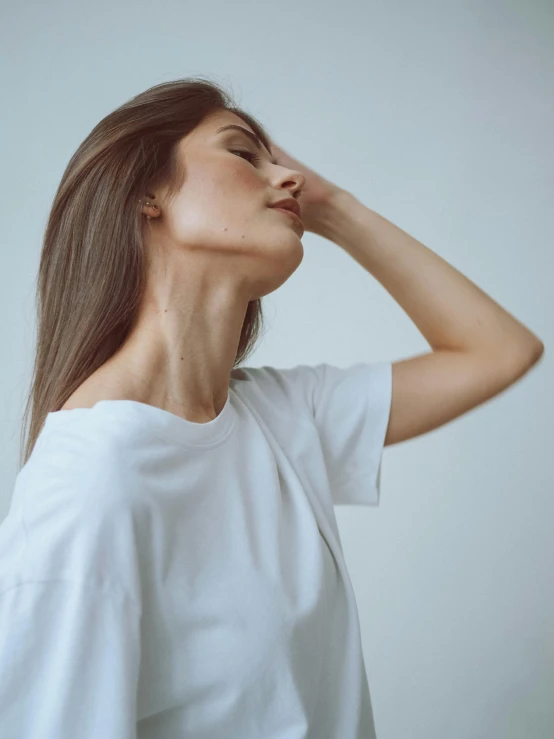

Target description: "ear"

left=139, top=193, right=160, bottom=219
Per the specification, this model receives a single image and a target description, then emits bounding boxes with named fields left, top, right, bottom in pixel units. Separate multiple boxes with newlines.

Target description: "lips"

left=269, top=197, right=302, bottom=219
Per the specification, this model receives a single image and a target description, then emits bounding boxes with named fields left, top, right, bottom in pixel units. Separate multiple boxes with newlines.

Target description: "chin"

left=272, top=240, right=305, bottom=291
left=249, top=245, right=303, bottom=297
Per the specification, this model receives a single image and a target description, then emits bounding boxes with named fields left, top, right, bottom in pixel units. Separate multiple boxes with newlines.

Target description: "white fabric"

left=0, top=360, right=392, bottom=739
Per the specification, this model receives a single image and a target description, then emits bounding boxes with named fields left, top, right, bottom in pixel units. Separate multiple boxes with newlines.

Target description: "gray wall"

left=1, top=1, right=552, bottom=736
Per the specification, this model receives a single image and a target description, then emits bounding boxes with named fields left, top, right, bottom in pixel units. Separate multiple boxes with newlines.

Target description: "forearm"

left=315, top=189, right=544, bottom=358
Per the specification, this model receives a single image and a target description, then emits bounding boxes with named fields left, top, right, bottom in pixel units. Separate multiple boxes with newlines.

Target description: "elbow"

left=501, top=339, right=545, bottom=380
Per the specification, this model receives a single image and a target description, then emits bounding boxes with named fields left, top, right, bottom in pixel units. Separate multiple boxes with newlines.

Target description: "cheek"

left=174, top=170, right=263, bottom=238
left=168, top=196, right=248, bottom=250
left=216, top=157, right=267, bottom=203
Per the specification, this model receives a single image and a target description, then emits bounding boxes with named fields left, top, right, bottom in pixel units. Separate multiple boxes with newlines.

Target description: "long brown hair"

left=19, top=76, right=272, bottom=470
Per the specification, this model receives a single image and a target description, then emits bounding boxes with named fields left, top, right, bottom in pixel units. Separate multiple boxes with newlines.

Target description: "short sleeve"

left=0, top=579, right=141, bottom=738
left=307, top=361, right=392, bottom=505
left=0, top=446, right=143, bottom=738
left=261, top=360, right=392, bottom=506
left=235, top=359, right=393, bottom=505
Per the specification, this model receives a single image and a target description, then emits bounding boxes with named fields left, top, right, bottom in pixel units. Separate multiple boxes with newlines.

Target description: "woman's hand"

left=269, top=139, right=347, bottom=235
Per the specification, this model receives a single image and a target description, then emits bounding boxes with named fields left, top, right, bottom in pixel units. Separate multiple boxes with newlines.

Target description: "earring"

left=138, top=198, right=160, bottom=220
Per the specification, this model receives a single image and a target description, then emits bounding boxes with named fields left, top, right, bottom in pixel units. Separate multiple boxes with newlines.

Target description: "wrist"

left=310, top=189, right=363, bottom=243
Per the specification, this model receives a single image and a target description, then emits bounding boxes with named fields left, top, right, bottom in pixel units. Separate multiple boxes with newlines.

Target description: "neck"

left=95, top=262, right=250, bottom=423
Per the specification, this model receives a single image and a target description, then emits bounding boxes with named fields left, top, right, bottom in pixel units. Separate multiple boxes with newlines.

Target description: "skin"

left=60, top=108, right=543, bottom=438
left=63, top=109, right=310, bottom=422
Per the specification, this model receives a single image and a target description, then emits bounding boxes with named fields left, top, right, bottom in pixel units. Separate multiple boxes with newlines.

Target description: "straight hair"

left=19, top=76, right=272, bottom=469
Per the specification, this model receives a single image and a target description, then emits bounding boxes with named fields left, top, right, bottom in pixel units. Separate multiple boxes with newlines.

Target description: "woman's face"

left=149, top=109, right=307, bottom=299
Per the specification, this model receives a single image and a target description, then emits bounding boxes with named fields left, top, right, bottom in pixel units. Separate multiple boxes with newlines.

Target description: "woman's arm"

left=313, top=190, right=544, bottom=446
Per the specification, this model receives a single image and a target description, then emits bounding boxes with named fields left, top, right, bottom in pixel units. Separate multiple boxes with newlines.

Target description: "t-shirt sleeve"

left=0, top=579, right=141, bottom=738
left=304, top=360, right=393, bottom=505
left=245, top=360, right=393, bottom=506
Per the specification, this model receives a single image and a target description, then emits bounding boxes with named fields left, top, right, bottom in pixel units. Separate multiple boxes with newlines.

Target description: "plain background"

left=1, top=1, right=552, bottom=737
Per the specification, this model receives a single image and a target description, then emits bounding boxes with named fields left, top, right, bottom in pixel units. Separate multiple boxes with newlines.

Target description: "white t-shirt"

left=0, top=360, right=392, bottom=739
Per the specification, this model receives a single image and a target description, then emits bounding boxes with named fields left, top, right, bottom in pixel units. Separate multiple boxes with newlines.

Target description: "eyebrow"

left=215, top=124, right=277, bottom=165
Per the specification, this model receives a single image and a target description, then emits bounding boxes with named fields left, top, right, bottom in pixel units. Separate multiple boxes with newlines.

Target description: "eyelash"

left=231, top=148, right=261, bottom=166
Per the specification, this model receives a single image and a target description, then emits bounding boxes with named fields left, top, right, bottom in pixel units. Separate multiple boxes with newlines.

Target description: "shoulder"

left=231, top=363, right=317, bottom=415
left=232, top=361, right=390, bottom=418
left=23, top=415, right=134, bottom=510
left=8, top=421, right=144, bottom=600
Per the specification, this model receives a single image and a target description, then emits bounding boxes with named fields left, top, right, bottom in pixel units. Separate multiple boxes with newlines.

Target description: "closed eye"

left=230, top=149, right=261, bottom=166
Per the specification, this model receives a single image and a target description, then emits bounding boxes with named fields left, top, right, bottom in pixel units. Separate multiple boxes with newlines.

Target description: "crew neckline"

left=43, top=388, right=238, bottom=449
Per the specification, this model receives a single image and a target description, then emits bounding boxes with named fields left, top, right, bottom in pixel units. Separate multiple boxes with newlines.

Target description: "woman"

left=0, top=77, right=543, bottom=739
